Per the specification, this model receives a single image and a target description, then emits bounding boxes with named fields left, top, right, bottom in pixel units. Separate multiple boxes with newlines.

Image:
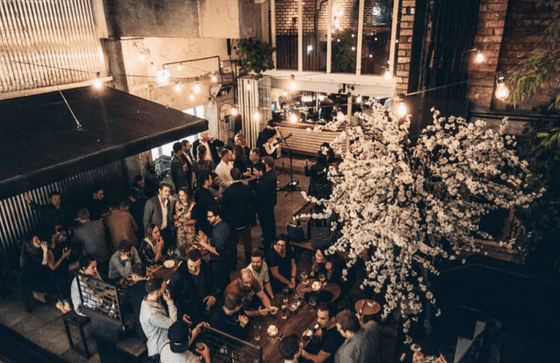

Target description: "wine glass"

left=254, top=324, right=261, bottom=342
left=281, top=304, right=288, bottom=320
left=167, top=248, right=174, bottom=259
left=309, top=294, right=317, bottom=311
left=318, top=273, right=326, bottom=287
left=301, top=271, right=309, bottom=287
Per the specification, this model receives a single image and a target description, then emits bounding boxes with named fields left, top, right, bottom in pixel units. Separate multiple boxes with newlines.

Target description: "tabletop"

left=296, top=279, right=341, bottom=302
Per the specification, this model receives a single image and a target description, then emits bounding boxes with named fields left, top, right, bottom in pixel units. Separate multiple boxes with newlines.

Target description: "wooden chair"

left=62, top=311, right=91, bottom=358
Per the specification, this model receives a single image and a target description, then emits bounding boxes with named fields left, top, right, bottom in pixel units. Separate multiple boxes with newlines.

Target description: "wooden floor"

left=0, top=166, right=397, bottom=363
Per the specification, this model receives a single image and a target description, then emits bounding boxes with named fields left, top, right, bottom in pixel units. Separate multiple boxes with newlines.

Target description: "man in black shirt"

left=255, top=157, right=277, bottom=251
left=300, top=303, right=345, bottom=363
left=194, top=172, right=216, bottom=237
left=209, top=293, right=249, bottom=339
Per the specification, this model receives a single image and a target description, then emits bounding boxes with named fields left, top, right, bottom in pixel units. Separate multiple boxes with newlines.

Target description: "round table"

left=355, top=299, right=381, bottom=315
left=296, top=278, right=341, bottom=302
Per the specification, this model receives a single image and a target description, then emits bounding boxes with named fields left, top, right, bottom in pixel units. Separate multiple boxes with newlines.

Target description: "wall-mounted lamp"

left=495, top=75, right=509, bottom=101
left=290, top=74, right=297, bottom=91
left=475, top=51, right=485, bottom=64
left=231, top=107, right=238, bottom=116
left=396, top=94, right=407, bottom=117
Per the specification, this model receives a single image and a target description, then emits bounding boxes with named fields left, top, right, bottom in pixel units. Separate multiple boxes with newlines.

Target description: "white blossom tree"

left=304, top=104, right=542, bottom=339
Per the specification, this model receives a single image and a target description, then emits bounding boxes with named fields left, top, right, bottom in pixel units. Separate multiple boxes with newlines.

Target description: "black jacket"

left=221, top=182, right=255, bottom=228
left=256, top=170, right=277, bottom=212
left=192, top=139, right=224, bottom=165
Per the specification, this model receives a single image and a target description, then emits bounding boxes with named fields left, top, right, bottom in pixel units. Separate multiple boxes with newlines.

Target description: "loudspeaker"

left=227, top=114, right=242, bottom=132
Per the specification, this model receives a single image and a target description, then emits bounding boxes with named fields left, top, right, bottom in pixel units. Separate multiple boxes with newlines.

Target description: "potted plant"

left=233, top=38, right=276, bottom=79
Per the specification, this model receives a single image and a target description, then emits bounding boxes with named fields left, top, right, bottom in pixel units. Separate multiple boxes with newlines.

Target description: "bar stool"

left=62, top=311, right=91, bottom=358
left=116, top=338, right=148, bottom=363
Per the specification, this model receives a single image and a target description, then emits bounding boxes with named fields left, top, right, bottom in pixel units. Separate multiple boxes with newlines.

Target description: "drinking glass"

left=281, top=304, right=288, bottom=319
left=318, top=273, right=326, bottom=287
left=301, top=271, right=309, bottom=287
left=254, top=324, right=261, bottom=342
left=309, top=294, right=317, bottom=311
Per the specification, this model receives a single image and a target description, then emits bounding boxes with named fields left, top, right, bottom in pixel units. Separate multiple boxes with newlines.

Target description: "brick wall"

left=494, top=0, right=555, bottom=111
left=396, top=0, right=416, bottom=95
left=466, top=0, right=509, bottom=111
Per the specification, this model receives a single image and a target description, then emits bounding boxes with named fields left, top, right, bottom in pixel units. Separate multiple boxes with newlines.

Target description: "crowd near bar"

left=1, top=1, right=560, bottom=363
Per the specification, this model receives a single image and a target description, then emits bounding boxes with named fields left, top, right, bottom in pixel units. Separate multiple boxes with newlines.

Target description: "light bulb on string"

left=397, top=102, right=407, bottom=117
left=93, top=72, right=102, bottom=89
left=356, top=95, right=362, bottom=103
left=175, top=84, right=182, bottom=92
left=384, top=69, right=392, bottom=80
left=193, top=81, right=201, bottom=94
left=290, top=74, right=297, bottom=91
left=290, top=113, right=298, bottom=123
left=178, top=63, right=183, bottom=70
left=495, top=76, right=509, bottom=101
left=139, top=53, right=145, bottom=62
left=212, top=74, right=218, bottom=83
left=151, top=63, right=156, bottom=71
left=189, top=92, right=195, bottom=101
left=254, top=111, right=261, bottom=121
left=475, top=51, right=485, bottom=64
left=231, top=107, right=238, bottom=116
left=283, top=91, right=288, bottom=97
left=246, top=84, right=251, bottom=91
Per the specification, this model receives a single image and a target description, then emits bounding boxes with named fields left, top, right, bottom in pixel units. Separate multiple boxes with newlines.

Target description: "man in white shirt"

left=246, top=249, right=274, bottom=300
left=215, top=148, right=234, bottom=192
left=160, top=321, right=210, bottom=363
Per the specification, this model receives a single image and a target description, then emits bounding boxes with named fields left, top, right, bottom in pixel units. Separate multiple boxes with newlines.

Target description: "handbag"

left=287, top=220, right=306, bottom=242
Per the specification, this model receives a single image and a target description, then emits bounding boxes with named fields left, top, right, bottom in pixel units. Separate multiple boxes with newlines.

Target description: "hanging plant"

left=233, top=38, right=276, bottom=79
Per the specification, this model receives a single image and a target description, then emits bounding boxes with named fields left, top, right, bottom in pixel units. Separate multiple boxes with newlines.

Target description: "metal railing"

left=199, top=326, right=262, bottom=363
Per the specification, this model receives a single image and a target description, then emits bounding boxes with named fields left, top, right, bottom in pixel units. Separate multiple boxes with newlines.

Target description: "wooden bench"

left=116, top=338, right=148, bottom=363
left=62, top=311, right=91, bottom=358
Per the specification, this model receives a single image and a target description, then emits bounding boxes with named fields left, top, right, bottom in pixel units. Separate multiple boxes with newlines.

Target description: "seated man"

left=160, top=321, right=210, bottom=363
left=208, top=293, right=249, bottom=339
left=279, top=334, right=303, bottom=363
left=247, top=249, right=274, bottom=300
left=108, top=240, right=142, bottom=282
left=334, top=309, right=380, bottom=363
left=224, top=268, right=278, bottom=318
left=167, top=248, right=216, bottom=325
left=300, top=303, right=345, bottom=363
left=140, top=277, right=178, bottom=359
left=267, top=235, right=297, bottom=292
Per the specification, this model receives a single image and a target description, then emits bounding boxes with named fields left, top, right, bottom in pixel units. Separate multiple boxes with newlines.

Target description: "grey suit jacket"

left=143, top=196, right=176, bottom=232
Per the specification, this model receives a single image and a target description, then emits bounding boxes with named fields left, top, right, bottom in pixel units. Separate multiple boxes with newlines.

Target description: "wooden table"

left=247, top=294, right=319, bottom=363
left=151, top=258, right=182, bottom=282
left=296, top=279, right=341, bottom=302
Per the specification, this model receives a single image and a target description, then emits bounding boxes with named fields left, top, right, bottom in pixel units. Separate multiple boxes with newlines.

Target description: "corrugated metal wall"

left=0, top=161, right=126, bottom=253
left=238, top=76, right=272, bottom=148
left=0, top=0, right=104, bottom=93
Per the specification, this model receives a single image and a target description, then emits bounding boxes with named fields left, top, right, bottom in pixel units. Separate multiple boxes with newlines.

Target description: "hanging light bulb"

left=318, top=94, right=325, bottom=101
left=189, top=92, right=195, bottom=101
left=151, top=63, right=156, bottom=71
left=351, top=46, right=356, bottom=51
left=156, top=69, right=170, bottom=85
left=495, top=76, right=509, bottom=101
left=93, top=72, right=102, bottom=89
left=290, top=74, right=297, bottom=91
left=211, top=74, right=218, bottom=83
left=139, top=53, right=145, bottom=62
left=384, top=69, right=392, bottom=80
left=246, top=84, right=251, bottom=91
left=178, top=63, right=183, bottom=70
left=396, top=94, right=407, bottom=117
left=231, top=107, right=238, bottom=116
left=193, top=80, right=201, bottom=94
left=475, top=51, right=485, bottom=64
left=254, top=111, right=261, bottom=121
left=283, top=91, right=288, bottom=97
left=356, top=95, right=362, bottom=103
left=290, top=113, right=298, bottom=123
left=175, top=84, right=182, bottom=92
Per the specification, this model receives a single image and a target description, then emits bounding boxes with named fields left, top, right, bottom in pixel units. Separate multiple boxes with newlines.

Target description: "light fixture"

left=156, top=69, right=170, bottom=85
left=356, top=95, right=362, bottom=103
left=178, top=63, right=183, bottom=70
left=254, top=111, right=261, bottom=121
left=151, top=62, right=156, bottom=71
left=475, top=51, right=485, bottom=64
left=193, top=80, right=201, bottom=94
left=396, top=94, right=407, bottom=117
left=351, top=34, right=355, bottom=38
left=384, top=68, right=392, bottom=80
left=93, top=72, right=102, bottom=89
left=231, top=107, right=238, bottom=116
left=290, top=74, right=297, bottom=91
left=139, top=53, right=145, bottom=62
left=246, top=84, right=251, bottom=91
left=369, top=54, right=373, bottom=58
left=318, top=94, right=325, bottom=101
left=211, top=73, right=218, bottom=83
left=290, top=113, right=298, bottom=123
left=283, top=91, right=288, bottom=97
left=189, top=92, right=195, bottom=101
left=175, top=84, right=182, bottom=92
left=495, top=75, right=509, bottom=101
left=351, top=46, right=356, bottom=51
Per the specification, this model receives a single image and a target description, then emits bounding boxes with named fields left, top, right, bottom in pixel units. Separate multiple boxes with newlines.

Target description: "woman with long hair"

left=46, top=229, right=72, bottom=313
left=174, top=187, right=197, bottom=256
left=20, top=234, right=50, bottom=301
left=193, top=144, right=216, bottom=185
left=233, top=145, right=248, bottom=174
left=139, top=224, right=165, bottom=265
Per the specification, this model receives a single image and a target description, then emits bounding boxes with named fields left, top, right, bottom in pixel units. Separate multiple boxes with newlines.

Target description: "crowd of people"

left=18, top=128, right=385, bottom=363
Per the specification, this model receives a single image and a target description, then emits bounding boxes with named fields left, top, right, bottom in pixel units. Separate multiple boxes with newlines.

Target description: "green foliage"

left=537, top=127, right=560, bottom=147
left=332, top=29, right=357, bottom=73
left=233, top=38, right=275, bottom=79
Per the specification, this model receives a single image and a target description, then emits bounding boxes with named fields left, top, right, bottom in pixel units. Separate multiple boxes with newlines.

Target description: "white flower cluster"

left=302, top=104, right=540, bottom=339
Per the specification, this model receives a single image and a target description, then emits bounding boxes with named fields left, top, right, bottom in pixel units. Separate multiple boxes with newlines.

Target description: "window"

left=151, top=106, right=203, bottom=160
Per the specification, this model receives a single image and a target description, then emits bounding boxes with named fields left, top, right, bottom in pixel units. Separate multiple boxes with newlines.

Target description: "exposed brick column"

left=467, top=0, right=509, bottom=111
left=396, top=0, right=416, bottom=95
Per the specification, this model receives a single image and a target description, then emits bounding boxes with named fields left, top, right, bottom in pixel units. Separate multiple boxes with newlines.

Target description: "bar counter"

left=277, top=122, right=345, bottom=156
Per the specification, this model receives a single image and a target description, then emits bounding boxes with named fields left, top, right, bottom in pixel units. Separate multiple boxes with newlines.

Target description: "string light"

left=175, top=84, right=182, bottom=92
left=495, top=76, right=509, bottom=101
left=356, top=95, right=362, bottom=103
left=318, top=94, right=325, bottom=101
left=211, top=74, right=218, bottom=83
left=283, top=91, right=288, bottom=97
left=151, top=62, right=156, bottom=71
left=189, top=92, right=195, bottom=101
left=475, top=51, right=485, bottom=64
left=156, top=70, right=170, bottom=85
left=139, top=53, right=145, bottom=62
left=231, top=107, right=238, bottom=116
left=254, top=111, right=261, bottom=121
left=384, top=68, right=392, bottom=80
left=246, top=84, right=251, bottom=91
left=290, top=74, right=297, bottom=91
left=93, top=72, right=102, bottom=89
left=290, top=113, right=298, bottom=123
left=178, top=63, right=183, bottom=70
left=351, top=47, right=356, bottom=51
left=193, top=80, right=201, bottom=94
left=396, top=94, right=407, bottom=117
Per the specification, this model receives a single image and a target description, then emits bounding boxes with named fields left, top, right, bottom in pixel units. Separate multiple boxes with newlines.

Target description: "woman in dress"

left=46, top=229, right=72, bottom=313
left=174, top=187, right=197, bottom=256
left=20, top=234, right=50, bottom=301
left=233, top=145, right=248, bottom=175
left=193, top=144, right=216, bottom=178
left=139, top=224, right=165, bottom=265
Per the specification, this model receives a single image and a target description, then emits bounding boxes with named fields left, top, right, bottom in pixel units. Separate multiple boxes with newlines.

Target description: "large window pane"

left=303, top=1, right=327, bottom=71
left=331, top=1, right=359, bottom=73
left=275, top=0, right=299, bottom=70
left=361, top=0, right=394, bottom=75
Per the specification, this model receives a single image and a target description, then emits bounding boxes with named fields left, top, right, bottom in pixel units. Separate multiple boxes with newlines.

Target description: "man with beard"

left=300, top=303, right=345, bottom=363
left=246, top=249, right=274, bottom=300
left=224, top=268, right=277, bottom=318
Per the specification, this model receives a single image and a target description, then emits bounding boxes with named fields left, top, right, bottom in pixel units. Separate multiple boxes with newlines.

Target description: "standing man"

left=194, top=172, right=215, bottom=237
left=192, top=130, right=224, bottom=165
left=143, top=181, right=176, bottom=250
left=128, top=187, right=148, bottom=243
left=86, top=185, right=109, bottom=220
left=72, top=208, right=111, bottom=278
left=300, top=303, right=345, bottom=363
left=334, top=309, right=381, bottom=363
left=140, top=277, right=178, bottom=359
left=221, top=168, right=255, bottom=268
left=181, top=140, right=196, bottom=190
left=215, top=148, right=234, bottom=192
left=255, top=157, right=277, bottom=251
left=167, top=248, right=216, bottom=326
left=170, top=142, right=190, bottom=192
left=24, top=191, right=73, bottom=233
left=104, top=200, right=138, bottom=250
left=196, top=206, right=233, bottom=295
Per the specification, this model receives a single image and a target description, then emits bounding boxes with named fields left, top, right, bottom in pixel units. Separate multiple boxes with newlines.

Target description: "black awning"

left=0, top=86, right=207, bottom=199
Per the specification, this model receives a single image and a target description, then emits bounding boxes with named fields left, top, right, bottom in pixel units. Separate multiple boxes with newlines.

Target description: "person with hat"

left=160, top=320, right=211, bottom=363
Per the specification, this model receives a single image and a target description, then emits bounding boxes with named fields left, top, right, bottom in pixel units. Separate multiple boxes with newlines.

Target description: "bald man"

left=192, top=130, right=224, bottom=165
left=224, top=268, right=278, bottom=318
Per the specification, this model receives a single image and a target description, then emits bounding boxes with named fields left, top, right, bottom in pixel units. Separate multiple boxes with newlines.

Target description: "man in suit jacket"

left=192, top=130, right=224, bottom=165
left=170, top=142, right=190, bottom=192
left=181, top=140, right=195, bottom=190
left=143, top=181, right=176, bottom=249
left=255, top=157, right=277, bottom=252
left=222, top=168, right=255, bottom=268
